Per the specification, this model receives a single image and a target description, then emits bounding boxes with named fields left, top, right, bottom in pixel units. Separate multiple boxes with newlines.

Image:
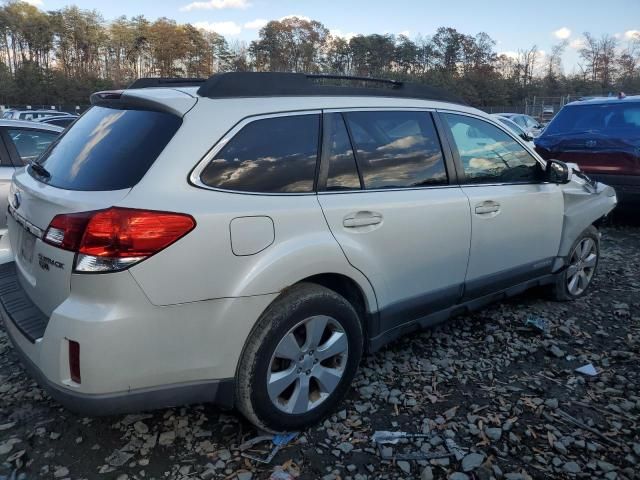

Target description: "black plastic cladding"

left=196, top=72, right=466, bottom=104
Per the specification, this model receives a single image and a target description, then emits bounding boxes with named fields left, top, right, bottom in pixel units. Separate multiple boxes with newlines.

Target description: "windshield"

left=34, top=106, right=182, bottom=191
left=544, top=103, right=640, bottom=136
left=497, top=117, right=527, bottom=137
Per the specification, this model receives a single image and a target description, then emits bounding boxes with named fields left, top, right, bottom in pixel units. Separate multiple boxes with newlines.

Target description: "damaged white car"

left=0, top=73, right=617, bottom=432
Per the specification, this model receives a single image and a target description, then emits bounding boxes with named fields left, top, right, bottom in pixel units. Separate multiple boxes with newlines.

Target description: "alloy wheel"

left=566, top=237, right=598, bottom=296
left=267, top=315, right=348, bottom=414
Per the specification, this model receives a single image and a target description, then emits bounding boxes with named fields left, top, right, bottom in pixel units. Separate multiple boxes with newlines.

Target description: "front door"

left=317, top=110, right=471, bottom=335
left=440, top=112, right=563, bottom=299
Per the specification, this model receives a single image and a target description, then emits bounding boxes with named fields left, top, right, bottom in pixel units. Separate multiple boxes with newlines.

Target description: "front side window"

left=343, top=111, right=447, bottom=189
left=443, top=114, right=542, bottom=184
left=7, top=129, right=59, bottom=165
left=200, top=114, right=320, bottom=193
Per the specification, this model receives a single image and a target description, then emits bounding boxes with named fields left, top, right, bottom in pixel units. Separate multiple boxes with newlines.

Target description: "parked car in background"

left=535, top=95, right=640, bottom=205
left=0, top=73, right=617, bottom=432
left=0, top=119, right=63, bottom=233
left=3, top=109, right=68, bottom=121
left=492, top=114, right=535, bottom=145
left=37, top=115, right=78, bottom=128
left=541, top=106, right=555, bottom=124
left=499, top=113, right=546, bottom=138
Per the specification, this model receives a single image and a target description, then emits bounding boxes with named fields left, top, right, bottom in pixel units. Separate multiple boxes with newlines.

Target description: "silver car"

left=0, top=73, right=617, bottom=432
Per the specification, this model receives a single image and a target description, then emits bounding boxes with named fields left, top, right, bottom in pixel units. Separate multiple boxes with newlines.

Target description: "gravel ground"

left=1, top=213, right=639, bottom=480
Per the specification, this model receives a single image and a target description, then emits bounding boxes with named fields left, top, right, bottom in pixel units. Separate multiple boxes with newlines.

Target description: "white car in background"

left=0, top=120, right=62, bottom=233
left=491, top=114, right=535, bottom=145
left=498, top=113, right=545, bottom=138
left=0, top=73, right=616, bottom=432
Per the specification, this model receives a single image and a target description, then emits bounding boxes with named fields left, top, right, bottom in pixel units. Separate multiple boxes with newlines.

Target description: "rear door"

left=439, top=112, right=563, bottom=299
left=317, top=110, right=471, bottom=336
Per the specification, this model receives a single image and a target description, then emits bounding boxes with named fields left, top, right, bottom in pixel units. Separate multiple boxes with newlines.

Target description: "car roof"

left=0, top=119, right=64, bottom=132
left=566, top=95, right=640, bottom=106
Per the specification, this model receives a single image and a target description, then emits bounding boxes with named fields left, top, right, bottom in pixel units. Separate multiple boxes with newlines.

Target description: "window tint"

left=36, top=106, right=182, bottom=190
left=343, top=111, right=447, bottom=189
left=324, top=113, right=361, bottom=191
left=200, top=114, right=319, bottom=193
left=7, top=129, right=59, bottom=165
left=444, top=114, right=542, bottom=184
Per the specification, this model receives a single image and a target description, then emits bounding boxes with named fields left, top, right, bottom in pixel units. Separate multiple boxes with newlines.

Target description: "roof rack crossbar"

left=128, top=77, right=206, bottom=89
left=194, top=72, right=465, bottom=105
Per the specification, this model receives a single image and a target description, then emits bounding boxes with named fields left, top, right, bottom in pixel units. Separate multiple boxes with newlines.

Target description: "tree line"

left=1, top=0, right=639, bottom=107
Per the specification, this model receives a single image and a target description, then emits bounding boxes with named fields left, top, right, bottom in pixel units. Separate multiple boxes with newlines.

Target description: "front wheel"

left=550, top=225, right=600, bottom=301
left=235, top=283, right=363, bottom=432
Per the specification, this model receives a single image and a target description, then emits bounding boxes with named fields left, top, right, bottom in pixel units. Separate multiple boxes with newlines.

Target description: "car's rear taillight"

left=43, top=207, right=195, bottom=273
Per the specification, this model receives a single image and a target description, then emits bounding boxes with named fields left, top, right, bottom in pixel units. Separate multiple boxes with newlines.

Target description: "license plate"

left=20, top=231, right=35, bottom=263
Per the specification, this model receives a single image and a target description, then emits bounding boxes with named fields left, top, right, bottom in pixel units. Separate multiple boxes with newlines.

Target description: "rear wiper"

left=30, top=162, right=51, bottom=179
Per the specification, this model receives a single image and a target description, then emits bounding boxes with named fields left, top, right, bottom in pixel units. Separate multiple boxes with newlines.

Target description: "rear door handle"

left=343, top=211, right=383, bottom=228
left=475, top=201, right=501, bottom=215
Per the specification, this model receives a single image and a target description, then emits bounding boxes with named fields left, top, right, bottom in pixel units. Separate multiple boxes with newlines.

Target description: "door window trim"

left=189, top=110, right=322, bottom=196
left=435, top=109, right=549, bottom=187
left=317, top=108, right=459, bottom=194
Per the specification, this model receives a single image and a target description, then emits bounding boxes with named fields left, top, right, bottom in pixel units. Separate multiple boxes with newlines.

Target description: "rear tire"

left=235, top=283, right=363, bottom=432
left=550, top=225, right=600, bottom=301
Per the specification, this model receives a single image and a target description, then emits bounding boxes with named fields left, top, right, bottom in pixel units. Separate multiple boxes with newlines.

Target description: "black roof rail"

left=195, top=72, right=465, bottom=104
left=128, top=77, right=206, bottom=89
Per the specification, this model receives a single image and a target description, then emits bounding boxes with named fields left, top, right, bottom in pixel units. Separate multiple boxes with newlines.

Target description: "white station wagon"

left=0, top=73, right=616, bottom=431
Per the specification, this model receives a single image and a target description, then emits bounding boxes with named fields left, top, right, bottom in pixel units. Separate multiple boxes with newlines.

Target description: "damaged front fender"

left=553, top=173, right=617, bottom=270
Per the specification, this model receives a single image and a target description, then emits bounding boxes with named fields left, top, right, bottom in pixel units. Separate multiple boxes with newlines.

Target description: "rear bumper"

left=0, top=258, right=277, bottom=415
left=2, top=314, right=234, bottom=415
left=587, top=174, right=640, bottom=204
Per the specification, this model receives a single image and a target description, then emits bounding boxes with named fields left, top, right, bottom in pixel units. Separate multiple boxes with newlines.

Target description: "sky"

left=24, top=0, right=640, bottom=73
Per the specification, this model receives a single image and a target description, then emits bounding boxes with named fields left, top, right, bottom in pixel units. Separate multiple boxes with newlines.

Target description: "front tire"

left=235, top=283, right=363, bottom=432
left=551, top=225, right=600, bottom=301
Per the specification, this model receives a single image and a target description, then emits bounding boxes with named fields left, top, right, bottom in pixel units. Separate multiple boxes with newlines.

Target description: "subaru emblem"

left=585, top=140, right=597, bottom=148
left=12, top=192, right=21, bottom=209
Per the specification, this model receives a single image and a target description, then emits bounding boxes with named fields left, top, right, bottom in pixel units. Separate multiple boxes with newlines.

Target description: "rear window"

left=544, top=103, right=640, bottom=136
left=35, top=106, right=181, bottom=191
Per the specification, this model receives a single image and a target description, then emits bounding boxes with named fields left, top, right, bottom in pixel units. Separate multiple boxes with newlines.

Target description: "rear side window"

left=7, top=129, right=59, bottom=165
left=343, top=111, right=447, bottom=189
left=200, top=114, right=320, bottom=193
left=36, top=106, right=181, bottom=191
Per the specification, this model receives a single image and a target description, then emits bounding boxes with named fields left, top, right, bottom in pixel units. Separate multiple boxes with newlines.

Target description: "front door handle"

left=343, top=211, right=383, bottom=228
left=475, top=201, right=501, bottom=215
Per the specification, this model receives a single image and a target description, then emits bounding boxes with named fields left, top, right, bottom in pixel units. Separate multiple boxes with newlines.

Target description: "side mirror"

left=546, top=159, right=571, bottom=184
